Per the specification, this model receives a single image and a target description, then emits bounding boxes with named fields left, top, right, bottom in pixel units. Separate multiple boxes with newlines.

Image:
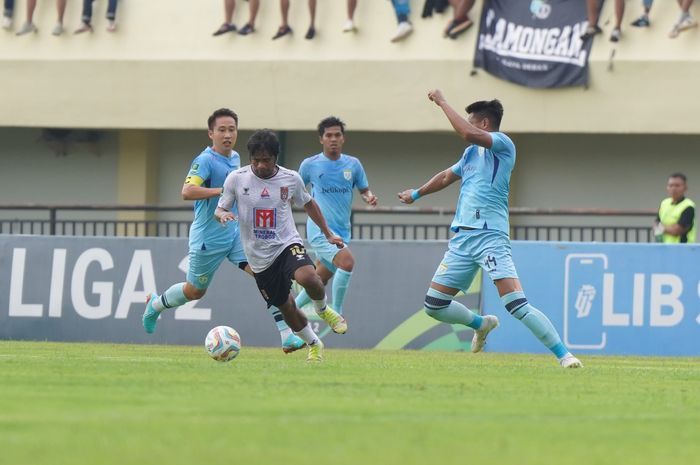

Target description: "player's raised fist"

left=428, top=89, right=445, bottom=105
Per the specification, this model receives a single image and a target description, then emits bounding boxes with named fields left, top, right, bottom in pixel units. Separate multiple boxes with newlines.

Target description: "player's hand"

left=428, top=89, right=446, bottom=106
left=326, top=234, right=345, bottom=249
left=362, top=192, right=378, bottom=207
left=397, top=189, right=414, bottom=204
left=216, top=211, right=236, bottom=224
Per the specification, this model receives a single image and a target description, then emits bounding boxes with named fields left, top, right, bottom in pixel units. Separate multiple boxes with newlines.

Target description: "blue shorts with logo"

left=307, top=232, right=346, bottom=273
left=431, top=229, right=519, bottom=290
left=187, top=228, right=247, bottom=289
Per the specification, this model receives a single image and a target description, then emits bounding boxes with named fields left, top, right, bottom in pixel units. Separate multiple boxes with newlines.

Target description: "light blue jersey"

left=187, top=147, right=240, bottom=252
left=299, top=153, right=369, bottom=243
left=450, top=132, right=515, bottom=235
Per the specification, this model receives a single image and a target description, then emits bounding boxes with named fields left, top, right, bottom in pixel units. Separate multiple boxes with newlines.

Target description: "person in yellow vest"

left=654, top=173, right=696, bottom=243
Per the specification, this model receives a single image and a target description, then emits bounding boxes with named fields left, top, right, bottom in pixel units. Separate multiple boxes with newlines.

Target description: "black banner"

left=474, top=0, right=595, bottom=88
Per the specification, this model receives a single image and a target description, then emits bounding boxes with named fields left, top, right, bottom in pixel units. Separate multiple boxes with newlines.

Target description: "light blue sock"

left=295, top=289, right=312, bottom=310
left=501, top=291, right=568, bottom=358
left=424, top=288, right=483, bottom=329
left=269, top=307, right=291, bottom=335
left=152, top=282, right=189, bottom=312
left=331, top=269, right=353, bottom=314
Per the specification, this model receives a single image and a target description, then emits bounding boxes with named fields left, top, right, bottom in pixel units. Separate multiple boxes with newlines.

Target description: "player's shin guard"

left=501, top=291, right=568, bottom=358
left=424, top=288, right=483, bottom=329
left=152, top=283, right=188, bottom=312
left=331, top=269, right=352, bottom=314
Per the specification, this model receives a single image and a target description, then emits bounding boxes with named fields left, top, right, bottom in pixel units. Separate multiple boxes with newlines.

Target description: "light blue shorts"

left=307, top=233, right=347, bottom=273
left=187, top=230, right=247, bottom=289
left=431, top=229, right=519, bottom=290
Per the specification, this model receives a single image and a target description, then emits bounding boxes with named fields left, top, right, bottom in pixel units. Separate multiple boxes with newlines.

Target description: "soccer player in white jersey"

left=142, top=108, right=305, bottom=354
left=398, top=90, right=582, bottom=368
left=295, top=116, right=377, bottom=315
left=216, top=129, right=348, bottom=362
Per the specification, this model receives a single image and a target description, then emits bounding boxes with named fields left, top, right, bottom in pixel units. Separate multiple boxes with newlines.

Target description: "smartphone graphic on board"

left=563, top=254, right=608, bottom=350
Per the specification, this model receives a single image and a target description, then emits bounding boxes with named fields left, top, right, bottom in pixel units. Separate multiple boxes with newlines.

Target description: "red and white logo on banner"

left=254, top=208, right=276, bottom=228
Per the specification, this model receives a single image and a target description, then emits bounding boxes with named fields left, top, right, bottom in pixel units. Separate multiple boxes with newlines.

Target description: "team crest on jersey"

left=261, top=187, right=270, bottom=198
left=254, top=208, right=277, bottom=240
left=343, top=169, right=352, bottom=181
left=478, top=147, right=485, bottom=157
left=280, top=186, right=289, bottom=200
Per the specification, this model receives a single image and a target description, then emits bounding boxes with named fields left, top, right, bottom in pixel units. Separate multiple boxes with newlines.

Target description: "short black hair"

left=207, top=108, right=238, bottom=130
left=247, top=129, right=280, bottom=158
left=465, top=99, right=504, bottom=130
left=669, top=172, right=687, bottom=183
left=317, top=116, right=345, bottom=136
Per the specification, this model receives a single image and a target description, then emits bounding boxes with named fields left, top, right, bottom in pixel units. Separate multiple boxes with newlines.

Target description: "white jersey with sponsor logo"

left=219, top=165, right=312, bottom=273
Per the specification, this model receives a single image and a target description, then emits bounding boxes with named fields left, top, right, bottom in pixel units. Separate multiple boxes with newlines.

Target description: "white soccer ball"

left=205, top=326, right=241, bottom=362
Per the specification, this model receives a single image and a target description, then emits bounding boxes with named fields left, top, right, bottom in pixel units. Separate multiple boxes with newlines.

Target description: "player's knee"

left=185, top=286, right=206, bottom=300
left=334, top=250, right=355, bottom=272
left=294, top=267, right=321, bottom=288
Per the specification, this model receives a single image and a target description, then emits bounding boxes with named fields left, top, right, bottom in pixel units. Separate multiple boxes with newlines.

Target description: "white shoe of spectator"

left=1, top=16, right=12, bottom=30
left=670, top=16, right=698, bottom=38
left=342, top=19, right=356, bottom=32
left=15, top=22, right=37, bottom=35
left=52, top=23, right=64, bottom=36
left=107, top=20, right=117, bottom=32
left=391, top=21, right=413, bottom=42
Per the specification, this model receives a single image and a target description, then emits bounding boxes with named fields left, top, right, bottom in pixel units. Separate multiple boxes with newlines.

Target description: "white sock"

left=294, top=323, right=320, bottom=345
left=279, top=327, right=292, bottom=342
left=312, top=295, right=327, bottom=313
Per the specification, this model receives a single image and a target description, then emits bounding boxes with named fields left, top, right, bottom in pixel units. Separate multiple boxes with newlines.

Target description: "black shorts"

left=253, top=243, right=314, bottom=307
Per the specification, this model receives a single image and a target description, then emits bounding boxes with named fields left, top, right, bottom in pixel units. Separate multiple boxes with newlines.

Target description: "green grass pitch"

left=1, top=341, right=699, bottom=465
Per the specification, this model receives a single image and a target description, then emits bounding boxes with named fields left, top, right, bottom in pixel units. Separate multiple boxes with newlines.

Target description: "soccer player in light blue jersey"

left=294, top=116, right=377, bottom=315
left=398, top=90, right=582, bottom=368
left=142, top=108, right=305, bottom=354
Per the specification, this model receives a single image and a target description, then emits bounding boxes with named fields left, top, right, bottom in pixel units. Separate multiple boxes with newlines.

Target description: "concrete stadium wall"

left=1, top=128, right=698, bottom=226
left=1, top=0, right=699, bottom=133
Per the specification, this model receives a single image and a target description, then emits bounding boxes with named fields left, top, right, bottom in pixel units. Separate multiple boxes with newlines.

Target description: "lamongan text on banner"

left=474, top=0, right=596, bottom=88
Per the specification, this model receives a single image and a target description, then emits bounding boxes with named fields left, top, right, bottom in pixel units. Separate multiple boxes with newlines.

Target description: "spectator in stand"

left=272, top=0, right=318, bottom=40
left=2, top=0, right=14, bottom=30
left=343, top=0, right=358, bottom=32
left=580, top=0, right=625, bottom=43
left=444, top=0, right=475, bottom=39
left=16, top=0, right=67, bottom=36
left=630, top=0, right=654, bottom=27
left=74, top=0, right=119, bottom=34
left=238, top=0, right=259, bottom=35
left=669, top=0, right=697, bottom=38
left=212, top=0, right=260, bottom=37
left=390, top=0, right=413, bottom=42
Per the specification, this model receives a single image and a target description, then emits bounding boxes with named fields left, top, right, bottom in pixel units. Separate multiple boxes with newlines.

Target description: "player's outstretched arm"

left=304, top=199, right=344, bottom=248
left=428, top=89, right=493, bottom=149
left=397, top=168, right=460, bottom=204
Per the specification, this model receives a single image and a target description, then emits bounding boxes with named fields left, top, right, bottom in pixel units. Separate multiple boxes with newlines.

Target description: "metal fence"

left=0, top=204, right=658, bottom=242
